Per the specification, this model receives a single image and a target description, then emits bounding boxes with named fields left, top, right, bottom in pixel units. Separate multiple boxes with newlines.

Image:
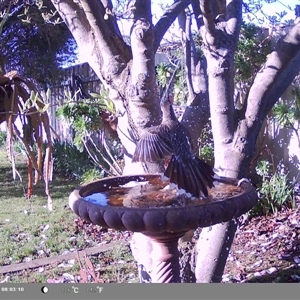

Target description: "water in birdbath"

left=83, top=176, right=243, bottom=208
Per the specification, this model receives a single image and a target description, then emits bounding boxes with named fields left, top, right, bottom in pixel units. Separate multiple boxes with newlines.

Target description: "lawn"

left=0, top=149, right=137, bottom=283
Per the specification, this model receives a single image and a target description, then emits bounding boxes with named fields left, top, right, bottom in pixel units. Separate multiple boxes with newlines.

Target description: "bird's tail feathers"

left=165, top=155, right=213, bottom=197
left=194, top=157, right=215, bottom=189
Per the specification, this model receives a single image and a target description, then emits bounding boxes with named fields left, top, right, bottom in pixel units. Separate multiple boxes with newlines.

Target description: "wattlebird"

left=132, top=96, right=214, bottom=198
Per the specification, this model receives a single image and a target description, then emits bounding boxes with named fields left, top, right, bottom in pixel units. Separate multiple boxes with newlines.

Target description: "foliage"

left=156, top=63, right=172, bottom=88
left=198, top=122, right=214, bottom=165
left=156, top=62, right=186, bottom=105
left=252, top=160, right=295, bottom=216
left=191, top=31, right=204, bottom=57
left=0, top=71, right=53, bottom=209
left=273, top=87, right=300, bottom=125
left=56, top=85, right=123, bottom=176
left=173, top=67, right=187, bottom=105
left=0, top=0, right=76, bottom=85
left=75, top=251, right=102, bottom=283
left=199, top=144, right=214, bottom=166
left=12, top=138, right=27, bottom=155
left=0, top=130, right=6, bottom=147
left=56, top=87, right=116, bottom=149
left=235, top=22, right=272, bottom=87
left=243, top=1, right=294, bottom=25
left=80, top=168, right=104, bottom=184
left=52, top=139, right=96, bottom=180
left=272, top=86, right=300, bottom=146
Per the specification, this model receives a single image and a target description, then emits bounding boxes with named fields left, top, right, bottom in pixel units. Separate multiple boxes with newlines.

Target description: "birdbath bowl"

left=69, top=174, right=258, bottom=283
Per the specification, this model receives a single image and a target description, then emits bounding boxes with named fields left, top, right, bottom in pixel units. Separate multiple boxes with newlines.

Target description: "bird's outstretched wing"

left=132, top=124, right=173, bottom=162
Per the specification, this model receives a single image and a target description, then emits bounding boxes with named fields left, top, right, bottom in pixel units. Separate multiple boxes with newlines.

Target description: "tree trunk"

left=195, top=220, right=237, bottom=282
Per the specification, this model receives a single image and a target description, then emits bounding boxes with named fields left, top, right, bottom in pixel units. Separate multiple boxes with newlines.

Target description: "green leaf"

left=104, top=99, right=115, bottom=114
left=90, top=92, right=102, bottom=98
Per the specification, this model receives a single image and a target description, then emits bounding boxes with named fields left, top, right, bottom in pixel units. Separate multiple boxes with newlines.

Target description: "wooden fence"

left=48, top=62, right=102, bottom=142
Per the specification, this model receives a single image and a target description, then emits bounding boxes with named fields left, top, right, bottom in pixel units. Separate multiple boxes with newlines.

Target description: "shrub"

left=0, top=131, right=6, bottom=148
left=198, top=122, right=214, bottom=165
left=52, top=139, right=97, bottom=179
left=251, top=160, right=295, bottom=216
left=80, top=168, right=104, bottom=184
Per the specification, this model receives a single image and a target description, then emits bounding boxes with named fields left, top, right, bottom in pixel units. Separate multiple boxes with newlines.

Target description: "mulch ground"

left=73, top=195, right=300, bottom=283
left=223, top=202, right=300, bottom=283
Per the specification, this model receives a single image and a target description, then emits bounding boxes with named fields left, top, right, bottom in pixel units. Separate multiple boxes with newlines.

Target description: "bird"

left=131, top=96, right=215, bottom=198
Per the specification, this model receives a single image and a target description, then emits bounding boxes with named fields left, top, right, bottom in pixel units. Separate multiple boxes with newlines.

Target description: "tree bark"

left=178, top=5, right=210, bottom=147
left=195, top=220, right=237, bottom=282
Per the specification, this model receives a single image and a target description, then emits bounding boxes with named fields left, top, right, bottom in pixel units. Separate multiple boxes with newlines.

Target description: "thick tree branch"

left=153, top=0, right=190, bottom=53
left=128, top=0, right=161, bottom=131
left=264, top=53, right=300, bottom=114
left=229, top=23, right=300, bottom=179
left=100, top=0, right=132, bottom=59
left=226, top=0, right=242, bottom=43
left=196, top=220, right=237, bottom=282
left=51, top=0, right=91, bottom=47
left=100, top=0, right=122, bottom=37
left=80, top=0, right=128, bottom=63
left=199, top=0, right=242, bottom=173
left=190, top=0, right=202, bottom=29
left=177, top=3, right=209, bottom=148
left=176, top=6, right=209, bottom=148
left=211, top=0, right=227, bottom=17
left=181, top=91, right=210, bottom=149
left=246, top=22, right=300, bottom=135
left=52, top=0, right=131, bottom=79
left=195, top=1, right=243, bottom=281
left=130, top=0, right=154, bottom=85
left=200, top=0, right=215, bottom=38
left=179, top=8, right=195, bottom=99
left=51, top=1, right=109, bottom=82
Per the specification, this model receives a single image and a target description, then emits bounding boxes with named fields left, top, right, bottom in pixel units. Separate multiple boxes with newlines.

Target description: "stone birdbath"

left=69, top=174, right=258, bottom=283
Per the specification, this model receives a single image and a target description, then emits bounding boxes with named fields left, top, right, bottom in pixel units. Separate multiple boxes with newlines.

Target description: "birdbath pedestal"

left=69, top=174, right=258, bottom=283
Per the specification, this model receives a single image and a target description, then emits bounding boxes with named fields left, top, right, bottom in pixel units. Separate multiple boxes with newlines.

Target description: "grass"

left=2, top=244, right=138, bottom=283
left=0, top=149, right=137, bottom=283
